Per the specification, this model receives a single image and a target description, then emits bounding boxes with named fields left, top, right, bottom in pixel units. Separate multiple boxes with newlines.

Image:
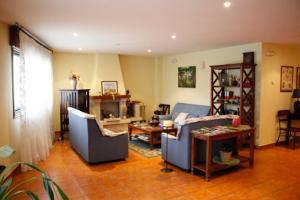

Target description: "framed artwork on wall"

left=101, top=81, right=118, bottom=95
left=296, top=67, right=300, bottom=89
left=280, top=66, right=294, bottom=92
left=178, top=66, right=196, bottom=88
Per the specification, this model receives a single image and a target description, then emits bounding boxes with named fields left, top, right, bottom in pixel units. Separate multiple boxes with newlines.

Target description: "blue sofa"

left=68, top=107, right=128, bottom=163
left=160, top=103, right=232, bottom=170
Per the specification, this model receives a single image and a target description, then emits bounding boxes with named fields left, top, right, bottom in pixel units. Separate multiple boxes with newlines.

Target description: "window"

left=12, top=47, right=21, bottom=118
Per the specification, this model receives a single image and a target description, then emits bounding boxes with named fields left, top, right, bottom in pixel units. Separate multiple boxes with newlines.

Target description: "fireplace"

left=100, top=100, right=120, bottom=120
left=90, top=94, right=144, bottom=126
left=90, top=95, right=128, bottom=121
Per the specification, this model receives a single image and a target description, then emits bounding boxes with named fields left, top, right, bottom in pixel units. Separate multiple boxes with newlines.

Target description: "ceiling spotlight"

left=171, top=35, right=177, bottom=39
left=224, top=0, right=231, bottom=8
left=73, top=32, right=79, bottom=37
left=147, top=49, right=152, bottom=53
left=78, top=47, right=82, bottom=51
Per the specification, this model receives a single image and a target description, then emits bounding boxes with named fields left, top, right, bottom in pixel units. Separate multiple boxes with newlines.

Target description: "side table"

left=191, top=125, right=255, bottom=181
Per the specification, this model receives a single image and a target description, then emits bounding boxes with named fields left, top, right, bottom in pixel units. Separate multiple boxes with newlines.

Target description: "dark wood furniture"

left=276, top=110, right=290, bottom=145
left=153, top=104, right=171, bottom=120
left=191, top=125, right=255, bottom=181
left=128, top=123, right=177, bottom=149
left=60, top=89, right=90, bottom=139
left=210, top=63, right=256, bottom=126
left=288, top=113, right=300, bottom=149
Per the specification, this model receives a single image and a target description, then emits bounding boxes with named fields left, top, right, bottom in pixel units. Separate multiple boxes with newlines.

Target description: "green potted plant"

left=219, top=142, right=233, bottom=162
left=0, top=162, right=68, bottom=200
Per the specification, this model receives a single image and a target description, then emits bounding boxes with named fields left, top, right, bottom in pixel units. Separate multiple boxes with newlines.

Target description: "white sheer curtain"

left=19, top=32, right=53, bottom=171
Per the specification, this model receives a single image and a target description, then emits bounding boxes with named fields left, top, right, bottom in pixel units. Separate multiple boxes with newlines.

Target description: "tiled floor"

left=11, top=141, right=300, bottom=200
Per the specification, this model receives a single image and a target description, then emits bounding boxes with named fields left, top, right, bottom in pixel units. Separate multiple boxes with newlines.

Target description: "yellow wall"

left=119, top=55, right=159, bottom=120
left=52, top=52, right=126, bottom=131
left=0, top=21, right=19, bottom=165
left=259, top=43, right=300, bottom=146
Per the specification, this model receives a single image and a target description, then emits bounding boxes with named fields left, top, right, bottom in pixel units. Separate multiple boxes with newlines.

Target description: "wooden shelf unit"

left=59, top=89, right=90, bottom=139
left=210, top=63, right=256, bottom=126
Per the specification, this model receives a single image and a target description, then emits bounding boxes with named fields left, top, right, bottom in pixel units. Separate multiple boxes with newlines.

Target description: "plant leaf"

left=7, top=190, right=40, bottom=200
left=0, top=177, right=12, bottom=199
left=42, top=175, right=54, bottom=200
left=1, top=162, right=69, bottom=200
left=2, top=176, right=41, bottom=199
left=0, top=162, right=20, bottom=184
left=51, top=181, right=69, bottom=200
left=25, top=191, right=39, bottom=200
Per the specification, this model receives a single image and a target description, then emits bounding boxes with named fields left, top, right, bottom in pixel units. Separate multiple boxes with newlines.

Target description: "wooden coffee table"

left=128, top=123, right=177, bottom=149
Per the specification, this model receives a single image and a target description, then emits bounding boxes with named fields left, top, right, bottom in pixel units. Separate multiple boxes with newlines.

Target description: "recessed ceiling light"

left=171, top=35, right=177, bottom=39
left=73, top=32, right=79, bottom=37
left=147, top=49, right=152, bottom=53
left=224, top=0, right=231, bottom=8
left=78, top=47, right=82, bottom=51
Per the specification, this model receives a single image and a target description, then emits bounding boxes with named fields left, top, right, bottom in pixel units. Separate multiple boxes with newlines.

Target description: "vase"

left=70, top=79, right=77, bottom=89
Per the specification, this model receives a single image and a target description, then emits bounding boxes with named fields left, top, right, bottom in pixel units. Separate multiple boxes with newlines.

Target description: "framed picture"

left=296, top=67, right=300, bottom=89
left=280, top=66, right=294, bottom=92
left=101, top=81, right=118, bottom=95
left=178, top=66, right=196, bottom=88
left=243, top=52, right=254, bottom=64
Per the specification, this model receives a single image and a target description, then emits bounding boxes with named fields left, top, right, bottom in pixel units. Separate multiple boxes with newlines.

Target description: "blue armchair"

left=68, top=107, right=128, bottom=163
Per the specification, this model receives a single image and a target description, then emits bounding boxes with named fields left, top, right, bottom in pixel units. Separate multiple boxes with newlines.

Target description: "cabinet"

left=60, top=89, right=90, bottom=139
left=210, top=63, right=255, bottom=126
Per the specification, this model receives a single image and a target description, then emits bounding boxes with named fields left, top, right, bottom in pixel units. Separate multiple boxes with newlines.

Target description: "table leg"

left=249, top=130, right=254, bottom=167
left=129, top=127, right=132, bottom=141
left=191, top=136, right=195, bottom=175
left=205, top=137, right=212, bottom=181
left=150, top=133, right=154, bottom=150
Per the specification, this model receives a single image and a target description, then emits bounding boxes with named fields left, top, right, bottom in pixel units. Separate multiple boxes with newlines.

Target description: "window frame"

left=11, top=46, right=21, bottom=119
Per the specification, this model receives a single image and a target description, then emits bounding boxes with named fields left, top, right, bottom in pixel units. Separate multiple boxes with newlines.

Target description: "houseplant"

left=0, top=162, right=68, bottom=200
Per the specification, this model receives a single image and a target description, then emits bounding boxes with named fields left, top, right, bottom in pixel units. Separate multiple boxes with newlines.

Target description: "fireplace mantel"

left=90, top=94, right=130, bottom=100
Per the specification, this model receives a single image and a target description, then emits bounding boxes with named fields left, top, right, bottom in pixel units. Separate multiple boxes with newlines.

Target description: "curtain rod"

left=15, top=23, right=53, bottom=52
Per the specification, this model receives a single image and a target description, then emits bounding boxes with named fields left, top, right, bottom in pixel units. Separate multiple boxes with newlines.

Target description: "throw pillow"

left=174, top=112, right=189, bottom=125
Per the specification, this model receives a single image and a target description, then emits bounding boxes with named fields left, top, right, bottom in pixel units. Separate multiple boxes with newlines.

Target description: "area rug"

left=129, top=138, right=161, bottom=158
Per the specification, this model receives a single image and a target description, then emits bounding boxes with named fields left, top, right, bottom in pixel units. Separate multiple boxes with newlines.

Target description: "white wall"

left=159, top=43, right=262, bottom=144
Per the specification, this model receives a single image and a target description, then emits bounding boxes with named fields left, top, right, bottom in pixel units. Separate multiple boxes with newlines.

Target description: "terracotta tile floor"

left=11, top=141, right=300, bottom=200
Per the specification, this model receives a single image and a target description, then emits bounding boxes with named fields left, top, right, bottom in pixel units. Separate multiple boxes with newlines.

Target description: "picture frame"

left=280, top=66, right=294, bottom=92
left=101, top=81, right=118, bottom=95
left=178, top=66, right=196, bottom=88
left=243, top=52, right=254, bottom=64
left=296, top=67, right=300, bottom=89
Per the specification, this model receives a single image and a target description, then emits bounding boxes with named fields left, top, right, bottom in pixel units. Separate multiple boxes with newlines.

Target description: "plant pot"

left=219, top=151, right=232, bottom=162
left=70, top=79, right=77, bottom=89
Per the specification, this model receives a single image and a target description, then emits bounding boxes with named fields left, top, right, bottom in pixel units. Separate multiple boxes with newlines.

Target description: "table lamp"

left=292, top=89, right=300, bottom=113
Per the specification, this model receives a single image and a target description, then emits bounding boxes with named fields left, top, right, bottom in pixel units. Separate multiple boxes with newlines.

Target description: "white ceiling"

left=0, top=0, right=300, bottom=55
